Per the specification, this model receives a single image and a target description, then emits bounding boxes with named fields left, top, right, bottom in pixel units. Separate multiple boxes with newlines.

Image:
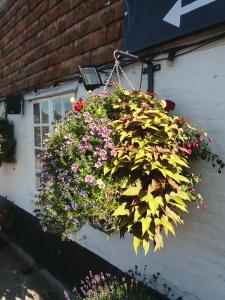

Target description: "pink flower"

left=99, top=149, right=107, bottom=161
left=110, top=149, right=117, bottom=157
left=94, top=161, right=102, bottom=169
left=208, top=137, right=213, bottom=142
left=85, top=175, right=94, bottom=184
left=71, top=163, right=79, bottom=172
left=203, top=204, right=208, bottom=210
left=96, top=179, right=106, bottom=190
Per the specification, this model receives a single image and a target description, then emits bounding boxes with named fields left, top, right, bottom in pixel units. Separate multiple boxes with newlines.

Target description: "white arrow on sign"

left=163, top=0, right=217, bottom=28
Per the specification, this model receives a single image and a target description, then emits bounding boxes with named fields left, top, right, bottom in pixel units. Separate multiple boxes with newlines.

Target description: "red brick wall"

left=0, top=0, right=124, bottom=97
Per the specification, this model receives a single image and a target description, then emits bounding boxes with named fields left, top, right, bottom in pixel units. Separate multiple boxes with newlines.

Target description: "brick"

left=0, top=0, right=124, bottom=97
left=106, top=20, right=121, bottom=44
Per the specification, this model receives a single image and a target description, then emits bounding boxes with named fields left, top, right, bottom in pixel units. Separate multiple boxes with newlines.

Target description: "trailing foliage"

left=0, top=117, right=16, bottom=166
left=36, top=86, right=223, bottom=253
left=35, top=95, right=121, bottom=239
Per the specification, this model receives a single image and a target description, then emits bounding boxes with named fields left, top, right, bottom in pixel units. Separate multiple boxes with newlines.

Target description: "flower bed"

left=36, top=86, right=224, bottom=254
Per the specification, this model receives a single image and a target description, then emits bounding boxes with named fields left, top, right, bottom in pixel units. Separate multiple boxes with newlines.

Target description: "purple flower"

left=64, top=290, right=71, bottom=300
left=111, top=149, right=117, bottom=157
left=71, top=163, right=79, bottom=172
left=71, top=202, right=78, bottom=210
left=64, top=205, right=70, bottom=211
left=99, top=149, right=107, bottom=161
left=79, top=190, right=87, bottom=197
left=94, top=161, right=102, bottom=169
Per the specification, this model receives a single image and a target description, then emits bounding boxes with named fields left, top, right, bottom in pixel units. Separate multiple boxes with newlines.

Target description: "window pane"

left=63, top=99, right=72, bottom=115
left=33, top=103, right=40, bottom=124
left=35, top=149, right=42, bottom=170
left=42, top=126, right=49, bottom=146
left=53, top=99, right=62, bottom=121
left=34, top=127, right=41, bottom=147
left=35, top=172, right=41, bottom=188
left=41, top=101, right=49, bottom=124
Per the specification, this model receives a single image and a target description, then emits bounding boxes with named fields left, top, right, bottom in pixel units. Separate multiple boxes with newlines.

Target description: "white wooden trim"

left=24, top=81, right=79, bottom=101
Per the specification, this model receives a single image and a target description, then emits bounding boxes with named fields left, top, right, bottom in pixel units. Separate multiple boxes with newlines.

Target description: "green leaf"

left=143, top=238, right=150, bottom=255
left=133, top=235, right=142, bottom=255
left=141, top=217, right=152, bottom=236
left=120, top=132, right=128, bottom=142
left=149, top=196, right=163, bottom=215
left=122, top=187, right=140, bottom=196
left=104, top=165, right=111, bottom=175
left=122, top=180, right=142, bottom=196
left=165, top=206, right=183, bottom=225
left=170, top=154, right=189, bottom=168
left=134, top=208, right=142, bottom=222
left=141, top=193, right=153, bottom=203
left=170, top=202, right=188, bottom=212
left=113, top=203, right=130, bottom=216
left=161, top=216, right=175, bottom=236
left=154, top=227, right=164, bottom=252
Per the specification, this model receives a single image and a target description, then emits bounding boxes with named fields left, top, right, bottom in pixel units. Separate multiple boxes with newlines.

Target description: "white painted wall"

left=0, top=39, right=225, bottom=299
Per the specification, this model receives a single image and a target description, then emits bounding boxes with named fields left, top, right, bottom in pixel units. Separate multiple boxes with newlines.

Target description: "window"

left=33, top=95, right=72, bottom=188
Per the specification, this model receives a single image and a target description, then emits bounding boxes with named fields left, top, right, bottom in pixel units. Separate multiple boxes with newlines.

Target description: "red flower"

left=0, top=213, right=4, bottom=221
left=73, top=99, right=84, bottom=112
left=165, top=99, right=176, bottom=111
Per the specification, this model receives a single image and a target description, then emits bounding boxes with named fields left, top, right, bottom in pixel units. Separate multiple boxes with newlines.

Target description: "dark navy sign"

left=124, top=0, right=225, bottom=53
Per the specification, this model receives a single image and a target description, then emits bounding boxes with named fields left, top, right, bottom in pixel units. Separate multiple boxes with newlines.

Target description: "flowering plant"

left=36, top=86, right=224, bottom=253
left=0, top=117, right=16, bottom=166
left=64, top=268, right=165, bottom=300
left=35, top=94, right=121, bottom=239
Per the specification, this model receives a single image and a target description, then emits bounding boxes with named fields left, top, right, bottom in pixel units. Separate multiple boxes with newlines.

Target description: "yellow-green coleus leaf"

left=141, top=216, right=152, bottom=236
left=113, top=203, right=130, bottom=216
left=133, top=235, right=142, bottom=255
left=154, top=226, right=164, bottom=252
left=143, top=238, right=150, bottom=255
left=161, top=215, right=175, bottom=236
left=149, top=196, right=163, bottom=215
left=122, top=180, right=142, bottom=196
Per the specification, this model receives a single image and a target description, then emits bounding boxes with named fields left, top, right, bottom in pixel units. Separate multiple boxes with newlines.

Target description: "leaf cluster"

left=0, top=117, right=16, bottom=166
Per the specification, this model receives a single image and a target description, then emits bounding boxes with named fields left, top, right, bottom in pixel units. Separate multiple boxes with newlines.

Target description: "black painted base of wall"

left=2, top=199, right=123, bottom=289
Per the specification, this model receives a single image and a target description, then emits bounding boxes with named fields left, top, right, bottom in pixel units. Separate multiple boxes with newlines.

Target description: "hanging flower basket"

left=0, top=117, right=16, bottom=166
left=35, top=85, right=224, bottom=254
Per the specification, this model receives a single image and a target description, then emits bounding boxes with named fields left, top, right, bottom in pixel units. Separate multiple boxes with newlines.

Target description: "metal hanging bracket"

left=113, top=50, right=161, bottom=92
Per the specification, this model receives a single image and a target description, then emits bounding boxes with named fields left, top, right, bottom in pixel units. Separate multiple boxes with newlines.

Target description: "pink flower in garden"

left=96, top=179, right=106, bottom=190
left=208, top=137, right=213, bottom=142
left=110, top=149, right=117, bottom=157
left=65, top=134, right=73, bottom=144
left=203, top=204, right=208, bottom=210
left=71, top=163, right=79, bottom=172
left=94, top=161, right=102, bottom=169
left=141, top=101, right=149, bottom=109
left=85, top=175, right=94, bottom=184
left=99, top=149, right=107, bottom=161
left=98, top=90, right=112, bottom=97
left=82, top=134, right=90, bottom=142
left=93, top=151, right=99, bottom=157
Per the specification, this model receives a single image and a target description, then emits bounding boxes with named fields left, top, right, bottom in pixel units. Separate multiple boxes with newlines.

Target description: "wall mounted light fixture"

left=79, top=66, right=103, bottom=91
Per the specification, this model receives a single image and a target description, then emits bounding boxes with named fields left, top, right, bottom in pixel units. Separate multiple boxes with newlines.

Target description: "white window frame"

left=32, top=92, right=74, bottom=189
